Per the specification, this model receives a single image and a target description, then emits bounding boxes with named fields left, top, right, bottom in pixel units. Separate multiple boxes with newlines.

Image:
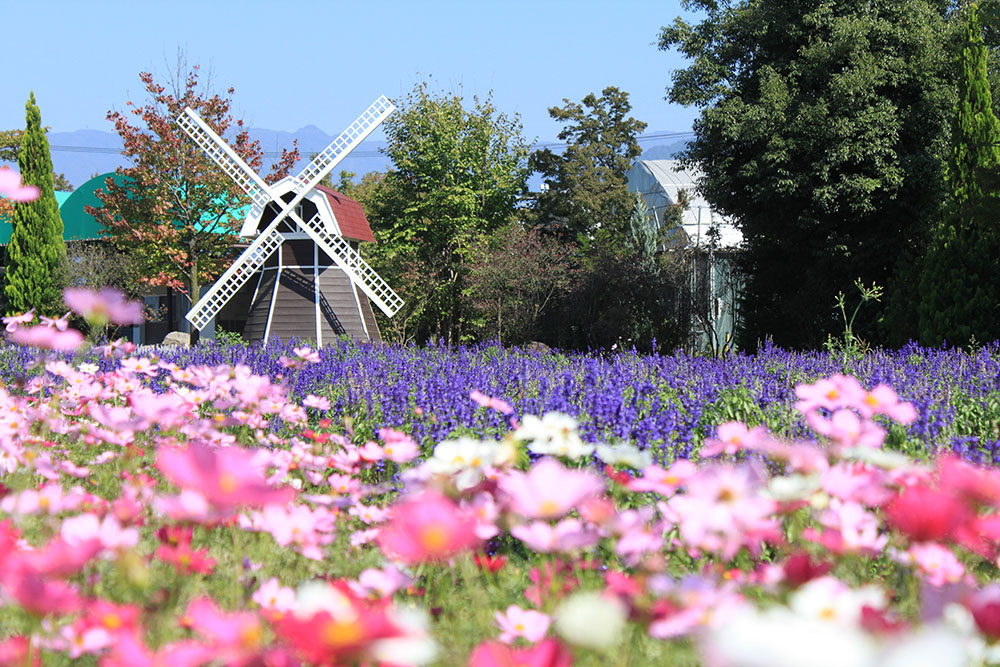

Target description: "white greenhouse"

left=626, top=159, right=743, bottom=353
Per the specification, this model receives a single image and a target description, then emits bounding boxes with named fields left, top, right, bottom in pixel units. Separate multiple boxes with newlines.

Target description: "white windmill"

left=175, top=96, right=402, bottom=345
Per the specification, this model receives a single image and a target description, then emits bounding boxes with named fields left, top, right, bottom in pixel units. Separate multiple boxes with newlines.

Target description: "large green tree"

left=660, top=0, right=967, bottom=349
left=918, top=3, right=1000, bottom=346
left=365, top=83, right=530, bottom=346
left=3, top=93, right=67, bottom=317
left=529, top=87, right=647, bottom=242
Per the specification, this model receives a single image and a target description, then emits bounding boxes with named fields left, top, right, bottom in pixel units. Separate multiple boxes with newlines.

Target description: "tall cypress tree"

left=918, top=4, right=1000, bottom=346
left=3, top=93, right=67, bottom=317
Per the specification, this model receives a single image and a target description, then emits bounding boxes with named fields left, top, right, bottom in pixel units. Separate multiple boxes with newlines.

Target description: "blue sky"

left=3, top=0, right=701, bottom=144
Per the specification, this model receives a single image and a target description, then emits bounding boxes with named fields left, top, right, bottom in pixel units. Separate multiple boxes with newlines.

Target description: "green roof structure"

left=0, top=172, right=250, bottom=244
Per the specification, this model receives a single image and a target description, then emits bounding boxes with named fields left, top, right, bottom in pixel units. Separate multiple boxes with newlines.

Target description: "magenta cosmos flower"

left=377, top=489, right=480, bottom=563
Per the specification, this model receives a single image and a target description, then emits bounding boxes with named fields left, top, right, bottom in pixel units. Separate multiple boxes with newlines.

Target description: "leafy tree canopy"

left=365, top=82, right=530, bottom=345
left=88, top=58, right=299, bottom=306
left=529, top=87, right=647, bottom=243
left=660, top=0, right=991, bottom=349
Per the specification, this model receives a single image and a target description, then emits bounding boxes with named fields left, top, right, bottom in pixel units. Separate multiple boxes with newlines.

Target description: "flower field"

left=4, top=303, right=1000, bottom=664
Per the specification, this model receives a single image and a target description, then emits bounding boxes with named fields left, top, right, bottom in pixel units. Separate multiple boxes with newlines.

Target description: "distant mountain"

left=641, top=139, right=690, bottom=160
left=3, top=127, right=693, bottom=191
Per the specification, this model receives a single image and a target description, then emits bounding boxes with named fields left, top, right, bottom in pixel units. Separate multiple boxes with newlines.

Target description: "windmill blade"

left=291, top=209, right=403, bottom=317
left=290, top=96, right=395, bottom=195
left=184, top=219, right=287, bottom=330
left=176, top=108, right=274, bottom=218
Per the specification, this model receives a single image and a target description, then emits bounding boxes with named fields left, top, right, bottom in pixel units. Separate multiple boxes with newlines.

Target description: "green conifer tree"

left=3, top=93, right=67, bottom=317
left=918, top=5, right=1000, bottom=346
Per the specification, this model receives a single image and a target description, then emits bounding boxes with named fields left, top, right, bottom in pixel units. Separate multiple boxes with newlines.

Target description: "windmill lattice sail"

left=175, top=95, right=403, bottom=340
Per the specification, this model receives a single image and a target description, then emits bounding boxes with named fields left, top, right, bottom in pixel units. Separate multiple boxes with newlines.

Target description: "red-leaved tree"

left=88, top=61, right=299, bottom=311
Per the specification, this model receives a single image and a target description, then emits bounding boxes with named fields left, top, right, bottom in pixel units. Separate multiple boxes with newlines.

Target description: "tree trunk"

left=188, top=256, right=200, bottom=346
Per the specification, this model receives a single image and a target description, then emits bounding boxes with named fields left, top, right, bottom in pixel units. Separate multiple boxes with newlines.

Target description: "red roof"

left=314, top=184, right=376, bottom=243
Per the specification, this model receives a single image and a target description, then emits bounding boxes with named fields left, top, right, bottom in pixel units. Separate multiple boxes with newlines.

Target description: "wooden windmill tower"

left=176, top=97, right=402, bottom=345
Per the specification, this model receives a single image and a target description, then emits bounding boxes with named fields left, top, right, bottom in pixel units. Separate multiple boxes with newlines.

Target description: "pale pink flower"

left=61, top=625, right=112, bottom=659
left=292, top=346, right=320, bottom=363
left=357, top=441, right=384, bottom=463
left=8, top=325, right=84, bottom=351
left=495, top=605, right=551, bottom=644
left=379, top=428, right=420, bottom=463
left=61, top=513, right=139, bottom=552
left=807, top=408, right=886, bottom=449
left=63, top=287, right=143, bottom=325
left=471, top=390, right=514, bottom=415
left=499, top=458, right=605, bottom=519
left=701, top=422, right=770, bottom=457
left=667, top=463, right=779, bottom=559
left=821, top=462, right=893, bottom=506
left=903, top=542, right=966, bottom=587
left=252, top=577, right=296, bottom=613
left=40, top=312, right=71, bottom=331
left=818, top=498, right=887, bottom=554
left=858, top=384, right=918, bottom=423
left=0, top=168, right=39, bottom=202
left=303, top=394, right=330, bottom=411
left=2, top=309, right=35, bottom=332
left=510, top=519, right=601, bottom=553
left=156, top=441, right=295, bottom=511
left=350, top=565, right=413, bottom=599
left=627, top=459, right=697, bottom=496
left=795, top=374, right=867, bottom=413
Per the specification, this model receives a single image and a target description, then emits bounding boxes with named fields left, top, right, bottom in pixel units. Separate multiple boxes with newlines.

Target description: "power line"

left=47, top=130, right=696, bottom=159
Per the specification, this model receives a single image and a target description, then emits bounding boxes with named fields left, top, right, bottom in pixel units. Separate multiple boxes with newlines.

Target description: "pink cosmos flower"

left=293, top=346, right=320, bottom=363
left=818, top=498, right=887, bottom=554
left=252, top=578, right=296, bottom=613
left=378, top=428, right=420, bottom=463
left=186, top=596, right=265, bottom=663
left=499, top=458, right=605, bottom=520
left=63, top=287, right=144, bottom=325
left=61, top=513, right=140, bottom=552
left=667, top=463, right=779, bottom=559
left=627, top=459, right=697, bottom=496
left=2, top=309, right=34, bottom=332
left=902, top=542, right=966, bottom=587
left=40, top=312, right=71, bottom=331
left=349, top=565, right=413, bottom=599
left=378, top=489, right=480, bottom=563
left=8, top=324, right=84, bottom=351
left=795, top=374, right=867, bottom=413
left=468, top=638, right=573, bottom=667
left=701, top=421, right=770, bottom=457
left=495, top=605, right=551, bottom=644
left=0, top=168, right=39, bottom=202
left=471, top=390, right=515, bottom=415
left=510, top=519, right=601, bottom=553
left=156, top=441, right=296, bottom=511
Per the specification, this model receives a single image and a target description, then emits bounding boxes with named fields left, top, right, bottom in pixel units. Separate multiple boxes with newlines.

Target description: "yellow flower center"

left=419, top=524, right=450, bottom=553
left=322, top=618, right=363, bottom=647
left=219, top=472, right=239, bottom=493
left=538, top=499, right=560, bottom=516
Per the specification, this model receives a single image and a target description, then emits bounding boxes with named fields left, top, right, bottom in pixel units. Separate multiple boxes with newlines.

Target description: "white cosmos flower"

left=516, top=413, right=594, bottom=460
left=423, top=438, right=503, bottom=490
left=554, top=591, right=627, bottom=651
left=701, top=603, right=877, bottom=667
left=789, top=576, right=885, bottom=626
left=370, top=604, right=438, bottom=666
left=595, top=442, right=653, bottom=469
